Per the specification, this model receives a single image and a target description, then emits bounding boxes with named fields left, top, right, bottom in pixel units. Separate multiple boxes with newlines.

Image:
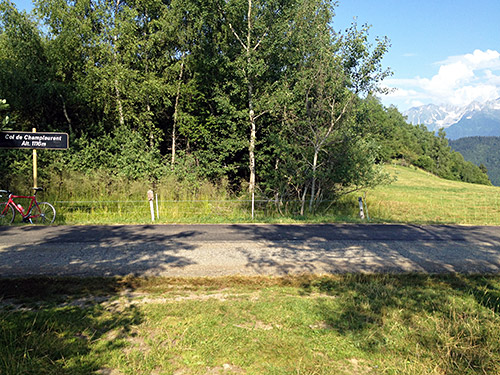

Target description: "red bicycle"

left=0, top=188, right=56, bottom=225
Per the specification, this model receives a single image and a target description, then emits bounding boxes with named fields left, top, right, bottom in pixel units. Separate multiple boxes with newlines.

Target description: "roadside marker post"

left=364, top=192, right=370, bottom=221
left=358, top=197, right=365, bottom=220
left=155, top=193, right=159, bottom=220
left=148, top=189, right=155, bottom=222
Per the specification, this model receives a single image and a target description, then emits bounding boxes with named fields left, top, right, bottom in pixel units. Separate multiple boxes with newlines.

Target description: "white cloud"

left=409, top=100, right=425, bottom=107
left=485, top=70, right=500, bottom=84
left=383, top=49, right=500, bottom=110
left=452, top=49, right=500, bottom=70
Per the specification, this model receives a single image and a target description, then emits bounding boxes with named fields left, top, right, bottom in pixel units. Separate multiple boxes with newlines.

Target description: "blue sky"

left=334, top=0, right=500, bottom=110
left=11, top=0, right=500, bottom=111
left=11, top=0, right=32, bottom=12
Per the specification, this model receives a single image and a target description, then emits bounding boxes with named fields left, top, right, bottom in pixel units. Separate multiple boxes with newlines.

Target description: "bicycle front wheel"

left=0, top=202, right=15, bottom=225
left=31, top=202, right=56, bottom=224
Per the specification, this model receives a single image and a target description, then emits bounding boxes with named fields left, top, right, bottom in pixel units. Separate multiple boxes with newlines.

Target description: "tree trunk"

left=300, top=184, right=308, bottom=216
left=115, top=79, right=125, bottom=127
left=246, top=0, right=256, bottom=219
left=59, top=94, right=73, bottom=135
left=171, top=57, right=185, bottom=169
left=225, top=0, right=258, bottom=218
left=249, top=105, right=256, bottom=218
left=112, top=0, right=124, bottom=127
left=309, top=148, right=319, bottom=210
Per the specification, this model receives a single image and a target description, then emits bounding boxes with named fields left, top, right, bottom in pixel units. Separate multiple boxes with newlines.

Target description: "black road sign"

left=0, top=131, right=69, bottom=149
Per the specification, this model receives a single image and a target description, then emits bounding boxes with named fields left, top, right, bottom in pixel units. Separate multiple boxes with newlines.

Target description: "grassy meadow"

left=367, top=165, right=500, bottom=225
left=1, top=275, right=500, bottom=375
left=9, top=164, right=496, bottom=225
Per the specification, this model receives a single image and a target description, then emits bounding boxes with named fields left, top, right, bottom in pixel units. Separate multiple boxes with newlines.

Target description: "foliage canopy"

left=0, top=0, right=490, bottom=214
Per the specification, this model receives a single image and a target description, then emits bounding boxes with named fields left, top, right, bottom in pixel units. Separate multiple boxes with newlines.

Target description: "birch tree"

left=279, top=7, right=391, bottom=213
left=219, top=0, right=292, bottom=218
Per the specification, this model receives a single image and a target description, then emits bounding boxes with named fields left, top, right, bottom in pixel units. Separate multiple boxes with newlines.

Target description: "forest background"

left=0, top=0, right=491, bottom=217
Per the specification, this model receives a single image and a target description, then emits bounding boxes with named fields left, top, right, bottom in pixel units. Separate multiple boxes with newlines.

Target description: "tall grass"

left=3, top=165, right=500, bottom=225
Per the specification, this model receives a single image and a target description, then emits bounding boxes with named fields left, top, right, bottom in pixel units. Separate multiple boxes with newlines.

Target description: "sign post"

left=33, top=128, right=38, bottom=188
left=0, top=129, right=69, bottom=187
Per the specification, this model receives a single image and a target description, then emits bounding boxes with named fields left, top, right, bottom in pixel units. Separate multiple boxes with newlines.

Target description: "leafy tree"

left=217, top=0, right=296, bottom=216
left=0, top=1, right=54, bottom=130
left=275, top=11, right=391, bottom=212
left=0, top=98, right=9, bottom=130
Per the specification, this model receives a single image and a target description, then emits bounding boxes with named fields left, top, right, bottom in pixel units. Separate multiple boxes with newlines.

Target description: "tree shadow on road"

left=0, top=225, right=202, bottom=277
left=229, top=223, right=500, bottom=274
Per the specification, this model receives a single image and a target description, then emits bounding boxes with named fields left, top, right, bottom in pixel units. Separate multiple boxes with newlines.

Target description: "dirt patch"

left=309, top=321, right=333, bottom=330
left=97, top=368, right=123, bottom=375
left=342, top=358, right=376, bottom=374
left=233, top=320, right=280, bottom=331
left=204, top=363, right=246, bottom=374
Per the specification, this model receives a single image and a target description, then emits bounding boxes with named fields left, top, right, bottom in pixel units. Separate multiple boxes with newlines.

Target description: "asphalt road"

left=1, top=224, right=500, bottom=277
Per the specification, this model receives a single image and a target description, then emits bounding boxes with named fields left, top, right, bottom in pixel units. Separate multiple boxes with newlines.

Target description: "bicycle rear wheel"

left=0, top=202, right=15, bottom=225
left=30, top=202, right=56, bottom=224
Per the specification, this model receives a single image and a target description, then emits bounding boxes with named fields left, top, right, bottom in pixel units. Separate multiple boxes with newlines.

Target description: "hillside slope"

left=446, top=114, right=500, bottom=140
left=449, top=137, right=500, bottom=186
left=367, top=165, right=500, bottom=225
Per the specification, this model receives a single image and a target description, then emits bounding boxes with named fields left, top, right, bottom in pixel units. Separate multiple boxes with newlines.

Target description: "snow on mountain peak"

left=403, top=98, right=500, bottom=132
left=489, top=98, right=500, bottom=110
left=404, top=103, right=466, bottom=131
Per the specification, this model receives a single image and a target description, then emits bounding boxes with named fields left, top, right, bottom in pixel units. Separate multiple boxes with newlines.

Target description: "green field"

left=34, top=165, right=500, bottom=225
left=1, top=275, right=499, bottom=375
left=366, top=165, right=500, bottom=225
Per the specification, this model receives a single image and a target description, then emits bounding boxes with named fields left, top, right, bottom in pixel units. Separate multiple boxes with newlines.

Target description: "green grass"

left=367, top=165, right=500, bottom=225
left=1, top=275, right=499, bottom=374
left=50, top=165, right=500, bottom=225
left=4, top=164, right=500, bottom=225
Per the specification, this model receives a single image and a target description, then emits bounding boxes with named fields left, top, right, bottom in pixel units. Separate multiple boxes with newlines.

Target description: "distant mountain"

left=404, top=99, right=500, bottom=139
left=404, top=103, right=467, bottom=131
left=449, top=136, right=500, bottom=186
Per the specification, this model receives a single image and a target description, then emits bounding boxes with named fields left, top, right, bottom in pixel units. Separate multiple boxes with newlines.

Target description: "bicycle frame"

left=3, top=192, right=41, bottom=221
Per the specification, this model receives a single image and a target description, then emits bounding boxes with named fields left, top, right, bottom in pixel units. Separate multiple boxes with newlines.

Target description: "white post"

left=147, top=189, right=155, bottom=222
left=251, top=191, right=255, bottom=220
left=155, top=193, right=159, bottom=220
left=358, top=197, right=365, bottom=220
left=364, top=192, right=369, bottom=221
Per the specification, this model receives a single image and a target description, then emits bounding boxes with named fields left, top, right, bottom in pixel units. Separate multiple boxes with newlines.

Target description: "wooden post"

left=32, top=128, right=37, bottom=188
